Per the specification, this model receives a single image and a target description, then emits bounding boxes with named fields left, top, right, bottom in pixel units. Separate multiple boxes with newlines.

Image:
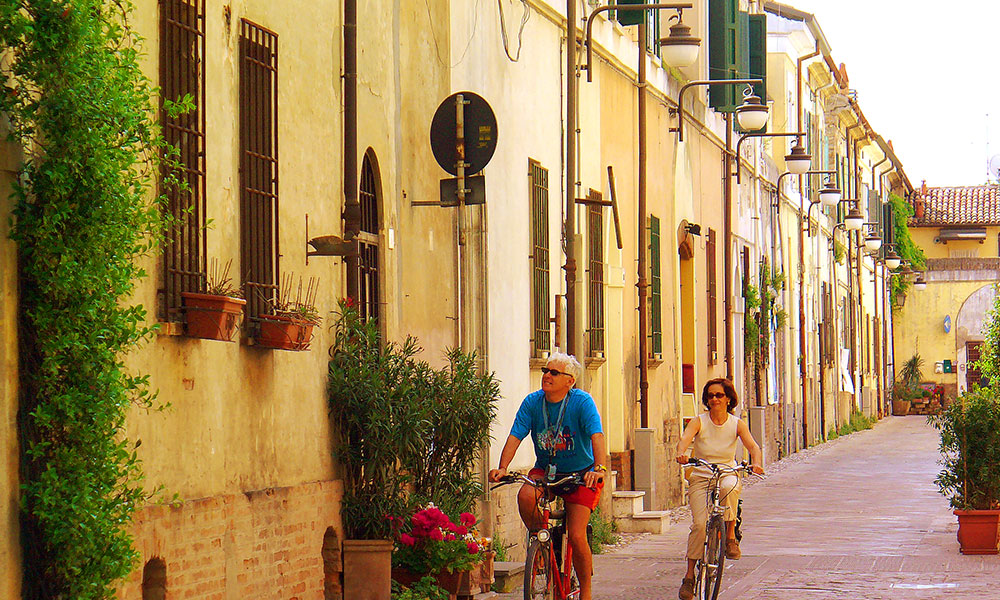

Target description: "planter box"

left=392, top=567, right=480, bottom=600
left=955, top=509, right=1000, bottom=555
left=891, top=399, right=911, bottom=416
left=257, top=314, right=315, bottom=351
left=181, top=292, right=245, bottom=342
left=344, top=539, right=393, bottom=600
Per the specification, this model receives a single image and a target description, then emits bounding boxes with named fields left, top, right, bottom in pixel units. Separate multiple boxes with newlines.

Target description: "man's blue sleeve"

left=510, top=396, right=534, bottom=440
left=582, top=395, right=603, bottom=437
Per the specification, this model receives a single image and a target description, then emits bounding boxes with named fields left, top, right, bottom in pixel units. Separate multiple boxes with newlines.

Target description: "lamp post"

left=582, top=2, right=698, bottom=427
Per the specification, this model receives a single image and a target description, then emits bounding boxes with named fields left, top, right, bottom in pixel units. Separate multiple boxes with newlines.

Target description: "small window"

left=358, top=150, right=381, bottom=324
left=238, top=19, right=279, bottom=326
left=158, top=0, right=206, bottom=322
left=587, top=191, right=605, bottom=357
left=142, top=558, right=167, bottom=600
left=529, top=160, right=551, bottom=357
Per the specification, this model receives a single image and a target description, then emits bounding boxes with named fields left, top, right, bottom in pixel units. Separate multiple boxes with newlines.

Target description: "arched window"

left=142, top=558, right=167, bottom=600
left=358, top=150, right=381, bottom=324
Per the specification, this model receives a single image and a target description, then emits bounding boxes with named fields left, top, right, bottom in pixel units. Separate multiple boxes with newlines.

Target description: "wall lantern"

left=844, top=205, right=864, bottom=231
left=864, top=233, right=882, bottom=252
left=659, top=10, right=701, bottom=68
left=883, top=247, right=902, bottom=270
left=818, top=180, right=841, bottom=207
left=914, top=275, right=927, bottom=291
left=784, top=140, right=812, bottom=174
left=734, top=86, right=769, bottom=132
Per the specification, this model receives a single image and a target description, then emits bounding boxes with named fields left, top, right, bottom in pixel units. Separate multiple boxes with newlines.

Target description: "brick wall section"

left=119, top=480, right=344, bottom=600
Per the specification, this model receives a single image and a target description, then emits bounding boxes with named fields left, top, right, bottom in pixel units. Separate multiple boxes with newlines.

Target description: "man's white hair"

left=546, top=352, right=582, bottom=385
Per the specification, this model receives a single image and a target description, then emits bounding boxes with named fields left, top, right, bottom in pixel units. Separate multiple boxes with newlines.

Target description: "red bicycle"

left=491, top=471, right=584, bottom=600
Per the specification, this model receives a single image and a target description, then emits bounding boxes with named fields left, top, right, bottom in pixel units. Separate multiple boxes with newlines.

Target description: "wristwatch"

left=593, top=464, right=607, bottom=473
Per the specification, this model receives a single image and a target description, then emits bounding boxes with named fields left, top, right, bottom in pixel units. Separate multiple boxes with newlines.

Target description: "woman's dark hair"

left=701, top=377, right=738, bottom=413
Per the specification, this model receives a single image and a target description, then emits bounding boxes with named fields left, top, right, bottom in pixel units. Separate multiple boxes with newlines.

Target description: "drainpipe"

left=796, top=44, right=819, bottom=448
left=724, top=114, right=733, bottom=380
left=637, top=19, right=649, bottom=427
left=565, top=0, right=580, bottom=360
left=870, top=155, right=888, bottom=418
left=343, top=0, right=360, bottom=300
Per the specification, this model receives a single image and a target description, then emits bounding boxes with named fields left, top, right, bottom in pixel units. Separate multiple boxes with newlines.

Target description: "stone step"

left=614, top=510, right=671, bottom=534
left=612, top=490, right=646, bottom=518
left=492, top=561, right=525, bottom=593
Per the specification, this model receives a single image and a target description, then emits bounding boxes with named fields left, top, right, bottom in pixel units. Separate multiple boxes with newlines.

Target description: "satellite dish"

left=988, top=155, right=1000, bottom=183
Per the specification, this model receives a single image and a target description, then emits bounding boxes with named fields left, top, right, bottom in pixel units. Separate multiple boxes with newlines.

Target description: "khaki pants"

left=685, top=471, right=740, bottom=560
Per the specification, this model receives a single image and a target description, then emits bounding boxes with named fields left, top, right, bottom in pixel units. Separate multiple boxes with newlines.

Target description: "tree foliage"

left=0, top=1, right=164, bottom=596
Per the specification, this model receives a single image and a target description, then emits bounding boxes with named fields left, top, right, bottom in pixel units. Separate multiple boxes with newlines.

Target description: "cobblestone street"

left=499, top=416, right=999, bottom=599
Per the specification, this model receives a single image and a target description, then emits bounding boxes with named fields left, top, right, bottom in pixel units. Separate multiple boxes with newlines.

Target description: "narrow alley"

left=502, top=416, right=998, bottom=599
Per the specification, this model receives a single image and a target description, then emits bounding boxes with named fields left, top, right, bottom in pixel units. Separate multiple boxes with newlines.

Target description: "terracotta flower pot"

left=181, top=292, right=245, bottom=341
left=891, top=399, right=911, bottom=416
left=344, top=540, right=393, bottom=600
left=392, top=567, right=478, bottom=600
left=955, top=509, right=1000, bottom=555
left=257, top=314, right=315, bottom=351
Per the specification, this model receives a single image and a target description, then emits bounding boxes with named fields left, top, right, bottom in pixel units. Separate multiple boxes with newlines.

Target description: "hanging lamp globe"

left=883, top=248, right=901, bottom=270
left=864, top=233, right=882, bottom=252
left=844, top=205, right=865, bottom=231
left=735, top=87, right=769, bottom=131
left=784, top=141, right=812, bottom=174
left=818, top=181, right=842, bottom=207
left=659, top=15, right=701, bottom=68
left=914, top=276, right=927, bottom=291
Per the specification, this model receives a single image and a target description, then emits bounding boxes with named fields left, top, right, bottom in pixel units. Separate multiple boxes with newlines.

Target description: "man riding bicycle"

left=488, top=353, right=605, bottom=600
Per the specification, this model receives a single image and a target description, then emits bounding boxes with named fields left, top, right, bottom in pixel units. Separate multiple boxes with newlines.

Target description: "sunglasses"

left=706, top=392, right=728, bottom=399
left=541, top=367, right=571, bottom=377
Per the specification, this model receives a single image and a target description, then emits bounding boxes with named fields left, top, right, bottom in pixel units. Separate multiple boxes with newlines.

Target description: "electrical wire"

left=498, top=0, right=530, bottom=62
left=424, top=0, right=483, bottom=69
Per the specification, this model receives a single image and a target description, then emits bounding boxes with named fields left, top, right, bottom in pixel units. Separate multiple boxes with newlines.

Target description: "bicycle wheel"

left=524, top=539, right=553, bottom=600
left=702, top=516, right=726, bottom=600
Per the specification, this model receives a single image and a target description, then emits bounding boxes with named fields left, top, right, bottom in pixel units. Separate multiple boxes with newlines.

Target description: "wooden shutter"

left=588, top=191, right=605, bottom=357
left=650, top=216, right=662, bottom=356
left=529, top=160, right=551, bottom=357
left=617, top=0, right=644, bottom=26
left=707, top=228, right=718, bottom=364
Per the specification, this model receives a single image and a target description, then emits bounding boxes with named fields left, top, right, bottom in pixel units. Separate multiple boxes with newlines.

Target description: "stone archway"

left=955, top=283, right=997, bottom=392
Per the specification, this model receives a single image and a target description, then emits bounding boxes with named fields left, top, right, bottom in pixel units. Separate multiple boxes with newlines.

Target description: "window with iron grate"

left=158, top=0, right=206, bottom=322
left=239, top=20, right=279, bottom=327
left=529, top=160, right=550, bottom=358
left=358, top=151, right=381, bottom=325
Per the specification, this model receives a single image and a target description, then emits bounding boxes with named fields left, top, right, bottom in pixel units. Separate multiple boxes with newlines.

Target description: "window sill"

left=529, top=357, right=550, bottom=369
left=647, top=355, right=663, bottom=368
left=156, top=321, right=184, bottom=337
left=585, top=356, right=606, bottom=369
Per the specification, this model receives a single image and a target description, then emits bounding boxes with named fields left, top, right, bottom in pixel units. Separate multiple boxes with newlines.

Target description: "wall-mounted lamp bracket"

left=734, top=131, right=805, bottom=183
left=671, top=79, right=763, bottom=142
left=582, top=3, right=694, bottom=83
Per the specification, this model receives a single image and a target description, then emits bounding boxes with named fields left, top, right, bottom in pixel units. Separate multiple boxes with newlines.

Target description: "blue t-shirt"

left=510, top=388, right=603, bottom=473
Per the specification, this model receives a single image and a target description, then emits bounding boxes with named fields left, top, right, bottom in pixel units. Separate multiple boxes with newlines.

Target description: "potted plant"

left=181, top=258, right=246, bottom=341
left=257, top=274, right=320, bottom=350
left=931, top=386, right=1000, bottom=554
left=389, top=505, right=486, bottom=600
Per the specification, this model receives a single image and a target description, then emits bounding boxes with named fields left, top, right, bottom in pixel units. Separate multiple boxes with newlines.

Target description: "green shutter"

left=747, top=14, right=767, bottom=101
left=650, top=216, right=662, bottom=356
left=882, top=201, right=894, bottom=246
left=709, top=1, right=753, bottom=112
left=618, top=0, right=645, bottom=26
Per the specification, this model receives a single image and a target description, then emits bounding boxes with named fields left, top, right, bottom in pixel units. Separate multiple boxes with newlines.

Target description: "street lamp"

left=784, top=139, right=812, bottom=174
left=864, top=232, right=882, bottom=252
left=733, top=131, right=805, bottom=183
left=818, top=180, right=841, bottom=207
left=844, top=205, right=865, bottom=231
left=883, top=246, right=901, bottom=270
left=659, top=10, right=701, bottom=68
left=734, top=86, right=770, bottom=132
left=914, top=275, right=927, bottom=291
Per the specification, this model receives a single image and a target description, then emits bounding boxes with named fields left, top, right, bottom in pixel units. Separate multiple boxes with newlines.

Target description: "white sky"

left=785, top=0, right=1000, bottom=187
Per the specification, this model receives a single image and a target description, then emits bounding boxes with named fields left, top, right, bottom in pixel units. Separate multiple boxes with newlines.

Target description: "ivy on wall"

left=888, top=193, right=927, bottom=310
left=1, top=1, right=166, bottom=597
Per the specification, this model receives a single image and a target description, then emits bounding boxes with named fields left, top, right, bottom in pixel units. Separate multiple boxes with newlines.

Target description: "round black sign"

left=430, top=91, right=498, bottom=176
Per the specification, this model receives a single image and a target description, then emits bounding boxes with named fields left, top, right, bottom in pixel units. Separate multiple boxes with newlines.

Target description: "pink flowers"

left=390, top=503, right=486, bottom=575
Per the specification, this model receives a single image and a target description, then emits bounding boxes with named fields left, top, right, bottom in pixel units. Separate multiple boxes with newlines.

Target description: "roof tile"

left=910, top=185, right=1000, bottom=226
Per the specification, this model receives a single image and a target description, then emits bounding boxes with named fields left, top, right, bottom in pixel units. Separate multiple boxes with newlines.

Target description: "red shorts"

left=528, top=468, right=604, bottom=511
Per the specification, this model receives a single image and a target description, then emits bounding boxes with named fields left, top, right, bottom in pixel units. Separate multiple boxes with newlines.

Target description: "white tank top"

left=691, top=412, right=738, bottom=469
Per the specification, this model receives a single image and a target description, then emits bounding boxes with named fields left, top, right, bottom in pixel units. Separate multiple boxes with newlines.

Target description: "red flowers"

left=399, top=533, right=415, bottom=546
left=390, top=503, right=485, bottom=575
left=466, top=541, right=480, bottom=554
left=460, top=512, right=476, bottom=527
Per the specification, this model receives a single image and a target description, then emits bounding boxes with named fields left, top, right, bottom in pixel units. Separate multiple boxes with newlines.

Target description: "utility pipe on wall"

left=637, top=19, right=649, bottom=428
left=343, top=0, right=360, bottom=301
left=565, top=0, right=580, bottom=360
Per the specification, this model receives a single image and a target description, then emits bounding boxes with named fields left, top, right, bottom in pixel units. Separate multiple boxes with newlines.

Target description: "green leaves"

left=3, top=0, right=164, bottom=596
left=931, top=387, right=1000, bottom=510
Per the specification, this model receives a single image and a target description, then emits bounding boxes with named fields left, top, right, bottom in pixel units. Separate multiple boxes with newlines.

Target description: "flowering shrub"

left=391, top=504, right=486, bottom=574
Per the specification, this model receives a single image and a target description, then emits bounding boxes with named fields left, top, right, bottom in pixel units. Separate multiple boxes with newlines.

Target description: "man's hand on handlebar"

left=583, top=469, right=604, bottom=489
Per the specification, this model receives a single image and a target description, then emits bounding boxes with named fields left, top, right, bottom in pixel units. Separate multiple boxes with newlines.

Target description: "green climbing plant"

left=1, top=1, right=168, bottom=597
left=888, top=193, right=927, bottom=309
left=744, top=261, right=786, bottom=370
left=973, top=284, right=1000, bottom=389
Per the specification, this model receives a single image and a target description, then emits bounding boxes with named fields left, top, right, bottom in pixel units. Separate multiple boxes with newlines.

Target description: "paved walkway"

left=499, top=416, right=999, bottom=599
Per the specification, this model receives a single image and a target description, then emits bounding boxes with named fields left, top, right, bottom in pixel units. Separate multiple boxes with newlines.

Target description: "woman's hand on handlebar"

left=675, top=455, right=690, bottom=465
left=488, top=467, right=507, bottom=482
left=750, top=464, right=765, bottom=476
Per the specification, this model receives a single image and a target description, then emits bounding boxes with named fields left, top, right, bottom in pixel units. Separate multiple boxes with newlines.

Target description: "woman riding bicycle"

left=674, top=377, right=764, bottom=600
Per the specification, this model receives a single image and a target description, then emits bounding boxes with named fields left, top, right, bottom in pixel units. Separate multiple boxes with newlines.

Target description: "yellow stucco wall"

left=910, top=227, right=1000, bottom=260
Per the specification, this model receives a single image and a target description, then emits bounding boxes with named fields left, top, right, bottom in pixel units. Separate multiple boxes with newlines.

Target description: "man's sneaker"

left=678, top=577, right=695, bottom=600
left=726, top=538, right=741, bottom=559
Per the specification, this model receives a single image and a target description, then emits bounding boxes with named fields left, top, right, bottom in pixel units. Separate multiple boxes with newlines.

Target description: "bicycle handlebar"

left=489, top=471, right=584, bottom=491
left=683, top=458, right=764, bottom=477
